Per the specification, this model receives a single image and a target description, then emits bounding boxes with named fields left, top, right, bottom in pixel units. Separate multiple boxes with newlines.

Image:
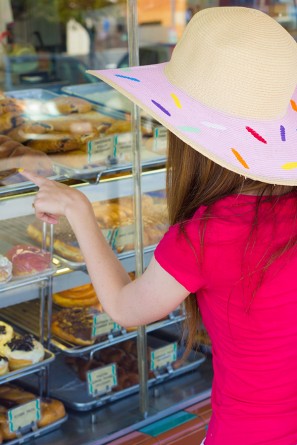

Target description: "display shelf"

left=19, top=358, right=213, bottom=445
left=0, top=168, right=166, bottom=220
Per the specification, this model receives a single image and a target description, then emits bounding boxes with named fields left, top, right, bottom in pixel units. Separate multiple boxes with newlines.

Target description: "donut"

left=1, top=334, right=45, bottom=370
left=0, top=256, right=12, bottom=284
left=38, top=398, right=66, bottom=427
left=0, top=357, right=8, bottom=376
left=0, top=322, right=14, bottom=346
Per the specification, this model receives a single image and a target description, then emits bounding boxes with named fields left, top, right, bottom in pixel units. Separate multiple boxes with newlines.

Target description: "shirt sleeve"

left=154, top=216, right=205, bottom=293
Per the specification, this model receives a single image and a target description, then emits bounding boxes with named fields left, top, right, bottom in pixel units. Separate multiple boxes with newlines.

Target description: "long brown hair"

left=166, top=131, right=297, bottom=356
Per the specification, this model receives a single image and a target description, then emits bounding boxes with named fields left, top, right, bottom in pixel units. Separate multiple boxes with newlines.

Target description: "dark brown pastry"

left=51, top=307, right=102, bottom=346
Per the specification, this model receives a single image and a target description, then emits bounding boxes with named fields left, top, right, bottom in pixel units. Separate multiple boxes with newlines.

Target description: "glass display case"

left=0, top=0, right=295, bottom=443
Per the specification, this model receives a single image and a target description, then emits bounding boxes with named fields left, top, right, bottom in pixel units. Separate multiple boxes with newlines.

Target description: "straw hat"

left=88, top=7, right=297, bottom=185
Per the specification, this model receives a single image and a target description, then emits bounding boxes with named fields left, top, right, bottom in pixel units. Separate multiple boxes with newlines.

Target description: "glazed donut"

left=38, top=398, right=66, bottom=427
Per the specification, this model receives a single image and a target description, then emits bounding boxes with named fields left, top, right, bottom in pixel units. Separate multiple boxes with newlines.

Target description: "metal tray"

left=0, top=349, right=55, bottom=385
left=4, top=414, right=68, bottom=445
left=20, top=336, right=205, bottom=411
left=5, top=88, right=60, bottom=101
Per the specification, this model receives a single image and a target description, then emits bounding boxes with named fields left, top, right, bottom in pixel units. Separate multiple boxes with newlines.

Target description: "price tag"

left=112, top=225, right=134, bottom=252
left=8, top=399, right=41, bottom=433
left=113, top=133, right=133, bottom=163
left=153, top=126, right=167, bottom=153
left=92, top=312, right=120, bottom=338
left=87, top=364, right=117, bottom=397
left=150, top=343, right=177, bottom=371
left=88, top=136, right=113, bottom=163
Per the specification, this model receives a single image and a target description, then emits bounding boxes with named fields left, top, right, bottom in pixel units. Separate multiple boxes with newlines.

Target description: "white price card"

left=153, top=126, right=167, bottom=153
left=8, top=399, right=41, bottom=433
left=112, top=225, right=134, bottom=252
left=87, top=364, right=117, bottom=397
left=92, top=312, right=120, bottom=338
left=150, top=343, right=178, bottom=371
left=88, top=136, right=113, bottom=163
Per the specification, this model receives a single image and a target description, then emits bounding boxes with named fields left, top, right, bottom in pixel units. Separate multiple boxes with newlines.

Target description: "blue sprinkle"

left=280, top=125, right=286, bottom=142
left=115, top=74, right=140, bottom=82
left=151, top=100, right=171, bottom=116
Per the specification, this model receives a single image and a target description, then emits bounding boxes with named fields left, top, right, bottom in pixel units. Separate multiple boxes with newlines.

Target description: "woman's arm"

left=21, top=171, right=189, bottom=327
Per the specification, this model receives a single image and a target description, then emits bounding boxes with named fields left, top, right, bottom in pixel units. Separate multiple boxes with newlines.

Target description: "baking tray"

left=20, top=336, right=205, bottom=411
left=0, top=349, right=55, bottom=385
left=6, top=89, right=59, bottom=101
left=3, top=414, right=68, bottom=445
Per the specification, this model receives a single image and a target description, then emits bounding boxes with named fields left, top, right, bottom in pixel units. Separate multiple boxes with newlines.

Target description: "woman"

left=22, top=7, right=297, bottom=445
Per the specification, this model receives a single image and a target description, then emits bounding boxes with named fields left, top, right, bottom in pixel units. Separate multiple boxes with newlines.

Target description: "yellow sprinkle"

left=281, top=162, right=297, bottom=170
left=171, top=93, right=182, bottom=109
left=18, top=168, right=24, bottom=173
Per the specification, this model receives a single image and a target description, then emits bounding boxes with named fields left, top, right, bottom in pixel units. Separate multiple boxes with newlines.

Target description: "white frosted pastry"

left=0, top=255, right=12, bottom=283
left=0, top=356, right=9, bottom=375
left=2, top=334, right=45, bottom=370
left=0, top=322, right=14, bottom=345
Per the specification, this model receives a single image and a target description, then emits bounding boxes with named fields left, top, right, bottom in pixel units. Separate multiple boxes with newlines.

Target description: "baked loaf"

left=53, top=283, right=99, bottom=308
left=0, top=256, right=12, bottom=284
left=27, top=218, right=84, bottom=262
left=0, top=135, right=53, bottom=176
left=5, top=244, right=51, bottom=277
left=45, top=96, right=93, bottom=115
left=52, top=306, right=103, bottom=346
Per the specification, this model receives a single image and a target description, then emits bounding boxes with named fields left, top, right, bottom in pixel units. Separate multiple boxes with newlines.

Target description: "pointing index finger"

left=19, top=169, right=48, bottom=187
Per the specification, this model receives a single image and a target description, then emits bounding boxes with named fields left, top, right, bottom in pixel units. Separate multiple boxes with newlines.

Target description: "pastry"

left=45, top=96, right=93, bottom=115
left=53, top=283, right=99, bottom=307
left=7, top=121, right=54, bottom=143
left=0, top=255, right=12, bottom=283
left=0, top=357, right=8, bottom=376
left=27, top=218, right=84, bottom=262
left=0, top=322, right=14, bottom=346
left=38, top=398, right=66, bottom=427
left=0, top=95, right=22, bottom=115
left=5, top=244, right=51, bottom=277
left=51, top=307, right=102, bottom=346
left=25, top=132, right=80, bottom=153
left=0, top=135, right=53, bottom=176
left=0, top=384, right=36, bottom=407
left=0, top=112, right=25, bottom=133
left=1, top=334, right=45, bottom=370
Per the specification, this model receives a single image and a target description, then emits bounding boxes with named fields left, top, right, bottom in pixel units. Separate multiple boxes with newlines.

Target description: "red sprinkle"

left=246, top=126, right=267, bottom=144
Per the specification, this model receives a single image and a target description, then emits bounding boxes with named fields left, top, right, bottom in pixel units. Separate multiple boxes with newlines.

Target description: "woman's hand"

left=21, top=170, right=90, bottom=224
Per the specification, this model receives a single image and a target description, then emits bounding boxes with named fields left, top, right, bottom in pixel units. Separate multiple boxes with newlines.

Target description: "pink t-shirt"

left=154, top=193, right=297, bottom=445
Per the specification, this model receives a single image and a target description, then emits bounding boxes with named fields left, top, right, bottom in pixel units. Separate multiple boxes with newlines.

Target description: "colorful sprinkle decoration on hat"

left=290, top=100, right=297, bottom=112
left=231, top=148, right=249, bottom=169
left=170, top=93, right=182, bottom=109
left=245, top=127, right=267, bottom=144
left=114, top=74, right=140, bottom=82
left=151, top=100, right=171, bottom=116
left=280, top=125, right=286, bottom=142
left=282, top=162, right=297, bottom=170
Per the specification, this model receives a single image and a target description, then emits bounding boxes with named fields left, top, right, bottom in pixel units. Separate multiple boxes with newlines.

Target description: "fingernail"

left=18, top=168, right=24, bottom=173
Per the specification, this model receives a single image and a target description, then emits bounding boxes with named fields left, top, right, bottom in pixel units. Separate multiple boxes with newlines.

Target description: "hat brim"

left=88, top=63, right=297, bottom=185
